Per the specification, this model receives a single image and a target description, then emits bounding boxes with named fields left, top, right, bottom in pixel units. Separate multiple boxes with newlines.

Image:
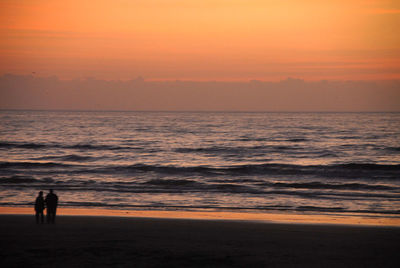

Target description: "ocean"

left=0, top=111, right=399, bottom=219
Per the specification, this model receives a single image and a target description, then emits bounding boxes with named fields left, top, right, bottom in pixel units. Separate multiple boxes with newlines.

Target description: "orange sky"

left=0, top=0, right=399, bottom=81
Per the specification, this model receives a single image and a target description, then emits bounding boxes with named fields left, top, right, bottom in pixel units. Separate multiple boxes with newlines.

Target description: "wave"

left=0, top=141, right=131, bottom=151
left=174, top=145, right=303, bottom=154
left=0, top=161, right=73, bottom=168
left=98, top=164, right=217, bottom=175
left=286, top=138, right=308, bottom=142
left=0, top=175, right=55, bottom=184
left=259, top=181, right=398, bottom=191
left=296, top=205, right=345, bottom=212
left=144, top=179, right=200, bottom=187
left=336, top=163, right=400, bottom=171
left=386, top=146, right=400, bottom=152
left=33, top=154, right=96, bottom=162
left=2, top=177, right=398, bottom=205
left=67, top=143, right=129, bottom=151
left=1, top=160, right=399, bottom=181
left=112, top=162, right=400, bottom=175
left=47, top=162, right=400, bottom=179
left=236, top=137, right=268, bottom=142
left=337, top=136, right=360, bottom=140
left=174, top=146, right=347, bottom=159
left=0, top=141, right=47, bottom=149
left=0, top=176, right=37, bottom=183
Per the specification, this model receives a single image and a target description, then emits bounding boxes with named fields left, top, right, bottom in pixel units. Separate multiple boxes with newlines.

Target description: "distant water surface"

left=0, top=111, right=399, bottom=219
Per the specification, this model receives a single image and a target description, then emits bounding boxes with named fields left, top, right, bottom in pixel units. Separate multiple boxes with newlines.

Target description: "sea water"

left=0, top=111, right=399, bottom=219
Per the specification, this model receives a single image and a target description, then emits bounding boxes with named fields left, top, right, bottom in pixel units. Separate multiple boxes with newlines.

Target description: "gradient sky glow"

left=1, top=0, right=399, bottom=81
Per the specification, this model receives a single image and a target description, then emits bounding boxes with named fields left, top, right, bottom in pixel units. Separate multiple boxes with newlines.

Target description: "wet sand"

left=0, top=215, right=399, bottom=267
left=2, top=206, right=399, bottom=226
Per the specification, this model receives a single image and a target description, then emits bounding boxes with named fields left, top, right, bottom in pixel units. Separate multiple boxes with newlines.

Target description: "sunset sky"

left=1, top=0, right=399, bottom=81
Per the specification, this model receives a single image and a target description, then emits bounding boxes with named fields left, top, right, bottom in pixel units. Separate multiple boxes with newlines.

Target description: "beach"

left=1, top=214, right=399, bottom=267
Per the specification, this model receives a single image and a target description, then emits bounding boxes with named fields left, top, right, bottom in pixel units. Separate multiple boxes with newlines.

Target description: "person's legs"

left=35, top=211, right=39, bottom=224
left=46, top=210, right=51, bottom=223
left=52, top=208, right=57, bottom=223
left=40, top=211, right=44, bottom=223
left=47, top=208, right=56, bottom=223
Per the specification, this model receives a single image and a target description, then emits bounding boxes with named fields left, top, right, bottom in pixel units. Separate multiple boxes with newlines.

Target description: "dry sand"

left=0, top=215, right=399, bottom=267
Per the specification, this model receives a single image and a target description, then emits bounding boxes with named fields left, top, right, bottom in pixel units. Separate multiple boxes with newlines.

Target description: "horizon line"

left=1, top=109, right=399, bottom=113
left=2, top=73, right=400, bottom=83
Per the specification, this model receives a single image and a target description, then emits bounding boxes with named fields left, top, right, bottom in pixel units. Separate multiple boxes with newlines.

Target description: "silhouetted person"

left=35, top=191, right=45, bottom=224
left=45, top=189, right=58, bottom=224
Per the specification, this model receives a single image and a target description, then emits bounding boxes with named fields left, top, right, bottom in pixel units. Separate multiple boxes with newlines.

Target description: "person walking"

left=34, top=191, right=45, bottom=224
left=45, top=189, right=58, bottom=224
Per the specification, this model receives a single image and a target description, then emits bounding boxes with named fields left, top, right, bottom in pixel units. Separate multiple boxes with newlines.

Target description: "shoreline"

left=1, top=206, right=399, bottom=227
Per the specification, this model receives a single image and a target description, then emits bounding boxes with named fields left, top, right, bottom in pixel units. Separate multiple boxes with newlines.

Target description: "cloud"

left=1, top=74, right=399, bottom=112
